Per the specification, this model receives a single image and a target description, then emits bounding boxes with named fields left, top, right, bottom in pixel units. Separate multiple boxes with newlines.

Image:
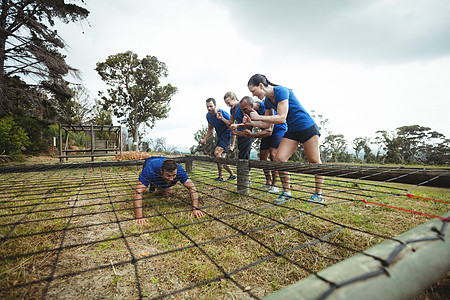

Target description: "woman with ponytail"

left=244, top=74, right=324, bottom=204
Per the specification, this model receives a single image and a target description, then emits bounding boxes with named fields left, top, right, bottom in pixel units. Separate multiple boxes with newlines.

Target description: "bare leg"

left=214, top=146, right=234, bottom=177
left=269, top=147, right=279, bottom=186
left=214, top=147, right=225, bottom=178
left=302, top=135, right=323, bottom=194
left=260, top=149, right=272, bottom=185
left=274, top=138, right=300, bottom=193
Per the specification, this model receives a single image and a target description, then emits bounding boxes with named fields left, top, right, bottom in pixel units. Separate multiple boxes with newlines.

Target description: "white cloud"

left=56, top=0, right=450, bottom=150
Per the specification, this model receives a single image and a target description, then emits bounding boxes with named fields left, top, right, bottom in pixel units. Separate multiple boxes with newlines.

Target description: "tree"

left=376, top=125, right=448, bottom=165
left=323, top=134, right=350, bottom=163
left=190, top=126, right=216, bottom=156
left=421, top=137, right=450, bottom=165
left=0, top=0, right=89, bottom=114
left=375, top=130, right=402, bottom=164
left=352, top=137, right=366, bottom=161
left=352, top=137, right=375, bottom=163
left=96, top=51, right=177, bottom=149
left=148, top=137, right=176, bottom=153
left=70, top=85, right=92, bottom=124
left=396, top=125, right=431, bottom=164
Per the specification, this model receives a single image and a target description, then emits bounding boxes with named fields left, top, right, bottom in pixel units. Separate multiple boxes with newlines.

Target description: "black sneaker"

left=215, top=177, right=224, bottom=182
left=226, top=175, right=237, bottom=181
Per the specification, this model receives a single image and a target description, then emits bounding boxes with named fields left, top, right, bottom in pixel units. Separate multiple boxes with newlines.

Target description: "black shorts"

left=284, top=124, right=320, bottom=144
left=260, top=134, right=283, bottom=151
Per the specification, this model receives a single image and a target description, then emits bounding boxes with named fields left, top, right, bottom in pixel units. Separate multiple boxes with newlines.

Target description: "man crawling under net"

left=133, top=156, right=204, bottom=224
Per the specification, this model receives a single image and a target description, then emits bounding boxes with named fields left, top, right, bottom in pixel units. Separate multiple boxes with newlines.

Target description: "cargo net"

left=0, top=158, right=449, bottom=300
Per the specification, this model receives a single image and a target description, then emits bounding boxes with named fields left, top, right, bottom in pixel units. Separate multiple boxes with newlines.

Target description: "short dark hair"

left=206, top=98, right=216, bottom=106
left=240, top=96, right=254, bottom=105
left=161, top=159, right=178, bottom=172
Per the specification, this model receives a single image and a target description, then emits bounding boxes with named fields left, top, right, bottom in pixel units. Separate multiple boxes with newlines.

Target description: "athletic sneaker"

left=308, top=192, right=324, bottom=203
left=226, top=175, right=237, bottom=181
left=215, top=177, right=224, bottom=182
left=260, top=183, right=271, bottom=189
left=268, top=186, right=279, bottom=194
left=274, top=191, right=293, bottom=204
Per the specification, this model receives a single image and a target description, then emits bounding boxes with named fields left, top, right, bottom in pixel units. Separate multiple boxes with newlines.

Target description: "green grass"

left=0, top=161, right=448, bottom=299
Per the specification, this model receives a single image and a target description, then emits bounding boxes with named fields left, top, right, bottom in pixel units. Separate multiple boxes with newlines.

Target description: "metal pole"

left=237, top=159, right=249, bottom=195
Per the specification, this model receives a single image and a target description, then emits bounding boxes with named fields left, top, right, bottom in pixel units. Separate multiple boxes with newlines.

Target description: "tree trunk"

left=0, top=0, right=9, bottom=111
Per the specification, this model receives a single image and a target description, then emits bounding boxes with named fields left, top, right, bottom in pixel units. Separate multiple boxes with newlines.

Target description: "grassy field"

left=0, top=157, right=449, bottom=299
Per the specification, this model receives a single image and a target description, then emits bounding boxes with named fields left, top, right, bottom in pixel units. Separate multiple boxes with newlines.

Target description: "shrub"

left=14, top=115, right=51, bottom=154
left=0, top=116, right=30, bottom=156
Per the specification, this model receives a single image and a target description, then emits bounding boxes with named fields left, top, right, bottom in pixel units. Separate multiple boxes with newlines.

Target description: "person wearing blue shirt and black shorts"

left=217, top=92, right=254, bottom=160
left=245, top=74, right=324, bottom=204
left=238, top=96, right=287, bottom=194
left=201, top=98, right=237, bottom=182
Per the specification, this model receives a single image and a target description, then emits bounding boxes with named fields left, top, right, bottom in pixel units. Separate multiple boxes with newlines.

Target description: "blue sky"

left=57, top=0, right=450, bottom=149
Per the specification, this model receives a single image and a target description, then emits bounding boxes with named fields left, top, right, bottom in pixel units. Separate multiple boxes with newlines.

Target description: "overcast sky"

left=57, top=0, right=450, bottom=149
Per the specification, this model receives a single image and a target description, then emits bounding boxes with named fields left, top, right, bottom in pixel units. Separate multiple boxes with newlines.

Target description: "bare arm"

left=217, top=111, right=235, bottom=127
left=133, top=180, right=148, bottom=224
left=201, top=123, right=214, bottom=145
left=183, top=179, right=204, bottom=218
left=253, top=126, right=273, bottom=138
left=228, top=134, right=236, bottom=152
left=245, top=100, right=288, bottom=126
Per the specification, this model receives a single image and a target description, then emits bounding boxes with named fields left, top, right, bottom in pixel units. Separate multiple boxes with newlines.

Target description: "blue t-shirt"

left=257, top=102, right=287, bottom=136
left=206, top=109, right=231, bottom=141
left=230, top=103, right=246, bottom=132
left=264, top=86, right=315, bottom=132
left=139, top=156, right=188, bottom=188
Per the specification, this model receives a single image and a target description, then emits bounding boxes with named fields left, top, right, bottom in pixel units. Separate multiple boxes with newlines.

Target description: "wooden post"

left=119, top=126, right=122, bottom=156
left=237, top=159, right=250, bottom=195
left=64, top=128, right=69, bottom=161
left=91, top=125, right=95, bottom=161
left=185, top=158, right=193, bottom=173
left=59, top=124, right=63, bottom=163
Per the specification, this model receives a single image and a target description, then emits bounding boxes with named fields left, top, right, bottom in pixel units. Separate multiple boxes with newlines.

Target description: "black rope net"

left=0, top=157, right=449, bottom=299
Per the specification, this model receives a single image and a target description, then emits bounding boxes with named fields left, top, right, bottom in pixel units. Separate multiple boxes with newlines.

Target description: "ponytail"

left=247, top=74, right=278, bottom=87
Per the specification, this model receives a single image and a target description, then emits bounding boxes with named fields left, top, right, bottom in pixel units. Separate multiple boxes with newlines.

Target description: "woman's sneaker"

left=268, top=186, right=279, bottom=194
left=226, top=174, right=237, bottom=181
left=260, top=183, right=271, bottom=189
left=308, top=192, right=324, bottom=203
left=215, top=177, right=224, bottom=182
left=274, top=191, right=293, bottom=204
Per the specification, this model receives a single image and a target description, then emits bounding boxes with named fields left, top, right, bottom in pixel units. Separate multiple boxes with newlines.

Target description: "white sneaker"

left=260, top=183, right=271, bottom=189
left=274, top=191, right=293, bottom=204
left=268, top=186, right=279, bottom=194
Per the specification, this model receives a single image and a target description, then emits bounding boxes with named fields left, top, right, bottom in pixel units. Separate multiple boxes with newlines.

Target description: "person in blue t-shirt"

left=133, top=156, right=204, bottom=224
left=201, top=98, right=237, bottom=182
left=244, top=74, right=324, bottom=204
left=216, top=92, right=254, bottom=160
left=238, top=96, right=287, bottom=194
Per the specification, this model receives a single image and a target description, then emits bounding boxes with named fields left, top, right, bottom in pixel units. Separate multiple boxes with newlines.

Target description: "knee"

left=308, top=157, right=322, bottom=164
left=269, top=149, right=277, bottom=160
left=274, top=155, right=287, bottom=162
